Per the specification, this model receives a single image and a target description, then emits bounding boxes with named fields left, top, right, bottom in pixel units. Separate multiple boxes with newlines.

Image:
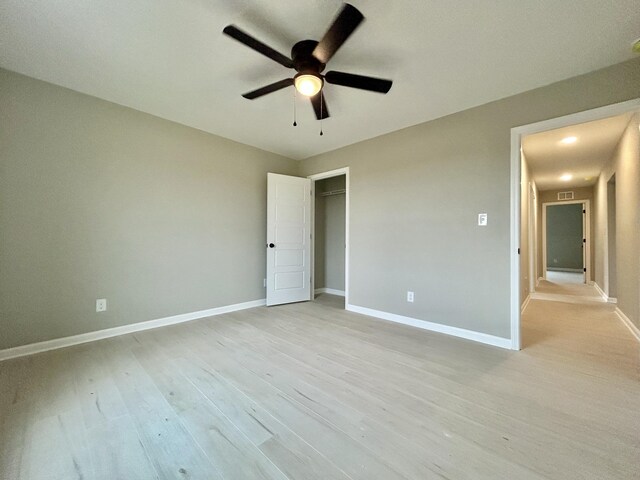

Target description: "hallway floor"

left=544, top=271, right=585, bottom=284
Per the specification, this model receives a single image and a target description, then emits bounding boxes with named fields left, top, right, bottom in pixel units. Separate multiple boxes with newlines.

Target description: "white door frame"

left=308, top=167, right=350, bottom=306
left=541, top=199, right=590, bottom=282
left=528, top=181, right=538, bottom=294
left=510, top=97, right=640, bottom=350
left=604, top=172, right=617, bottom=300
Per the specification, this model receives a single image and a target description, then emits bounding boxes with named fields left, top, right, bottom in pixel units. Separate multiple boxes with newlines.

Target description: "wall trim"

left=346, top=304, right=513, bottom=350
left=593, top=282, right=608, bottom=301
left=547, top=268, right=584, bottom=273
left=0, top=299, right=266, bottom=362
left=615, top=307, right=640, bottom=343
left=520, top=294, right=531, bottom=314
left=315, top=288, right=346, bottom=297
left=593, top=282, right=618, bottom=303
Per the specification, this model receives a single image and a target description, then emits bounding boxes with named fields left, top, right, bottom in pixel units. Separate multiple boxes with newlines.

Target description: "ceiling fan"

left=222, top=3, right=393, bottom=121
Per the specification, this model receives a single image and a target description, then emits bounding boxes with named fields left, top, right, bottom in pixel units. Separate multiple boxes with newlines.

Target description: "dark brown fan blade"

left=310, top=91, right=330, bottom=119
left=242, top=79, right=294, bottom=99
left=312, top=4, right=364, bottom=64
left=223, top=25, right=294, bottom=68
left=325, top=71, right=392, bottom=93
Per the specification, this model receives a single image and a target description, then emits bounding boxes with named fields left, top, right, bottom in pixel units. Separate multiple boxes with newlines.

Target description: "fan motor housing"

left=291, top=40, right=325, bottom=73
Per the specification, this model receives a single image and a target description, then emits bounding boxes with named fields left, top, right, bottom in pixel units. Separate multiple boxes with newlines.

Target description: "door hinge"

left=583, top=238, right=586, bottom=243
left=583, top=210, right=586, bottom=214
left=583, top=267, right=587, bottom=272
left=517, top=248, right=520, bottom=254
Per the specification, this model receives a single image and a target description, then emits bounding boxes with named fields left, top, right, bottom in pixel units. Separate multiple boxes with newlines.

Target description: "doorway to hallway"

left=510, top=97, right=640, bottom=350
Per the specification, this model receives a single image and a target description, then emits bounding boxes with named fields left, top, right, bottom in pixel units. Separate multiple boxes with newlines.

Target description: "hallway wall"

left=594, top=113, right=640, bottom=329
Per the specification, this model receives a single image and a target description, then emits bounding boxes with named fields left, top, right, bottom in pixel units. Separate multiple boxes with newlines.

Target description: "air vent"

left=558, top=191, right=574, bottom=200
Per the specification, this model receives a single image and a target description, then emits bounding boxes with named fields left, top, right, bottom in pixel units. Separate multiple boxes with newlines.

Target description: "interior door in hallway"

left=266, top=173, right=311, bottom=306
left=545, top=202, right=586, bottom=283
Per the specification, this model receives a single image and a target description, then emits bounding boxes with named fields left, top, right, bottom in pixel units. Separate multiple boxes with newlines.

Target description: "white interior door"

left=266, top=173, right=311, bottom=306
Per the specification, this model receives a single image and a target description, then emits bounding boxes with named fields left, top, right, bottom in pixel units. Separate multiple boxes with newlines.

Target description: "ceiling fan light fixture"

left=294, top=74, right=323, bottom=97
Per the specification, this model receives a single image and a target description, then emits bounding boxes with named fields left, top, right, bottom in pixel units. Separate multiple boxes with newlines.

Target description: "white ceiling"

left=1, top=0, right=639, bottom=160
left=522, top=113, right=633, bottom=190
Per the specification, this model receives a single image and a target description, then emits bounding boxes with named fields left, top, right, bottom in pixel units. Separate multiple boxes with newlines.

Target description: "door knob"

left=268, top=243, right=275, bottom=248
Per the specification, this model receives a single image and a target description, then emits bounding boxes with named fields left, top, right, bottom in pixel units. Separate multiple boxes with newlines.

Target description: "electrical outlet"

left=478, top=213, right=488, bottom=226
left=407, top=291, right=414, bottom=303
left=96, top=299, right=107, bottom=312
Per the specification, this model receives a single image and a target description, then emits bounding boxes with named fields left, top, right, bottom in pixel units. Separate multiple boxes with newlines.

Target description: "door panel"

left=266, top=173, right=311, bottom=306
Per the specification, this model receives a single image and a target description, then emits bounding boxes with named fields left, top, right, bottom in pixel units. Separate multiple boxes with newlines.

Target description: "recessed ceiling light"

left=561, top=136, right=577, bottom=144
left=560, top=173, right=573, bottom=181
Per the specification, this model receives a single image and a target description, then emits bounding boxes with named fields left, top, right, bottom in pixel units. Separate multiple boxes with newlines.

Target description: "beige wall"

left=594, top=114, right=640, bottom=328
left=300, top=58, right=640, bottom=339
left=2, top=58, right=639, bottom=350
left=0, top=68, right=298, bottom=349
left=536, top=186, right=595, bottom=281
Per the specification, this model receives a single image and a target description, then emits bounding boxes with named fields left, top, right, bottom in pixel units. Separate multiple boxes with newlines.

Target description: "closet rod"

left=319, top=189, right=346, bottom=197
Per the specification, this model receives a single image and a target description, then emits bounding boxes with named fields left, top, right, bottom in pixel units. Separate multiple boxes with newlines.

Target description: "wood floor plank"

left=174, top=355, right=354, bottom=480
left=230, top=306, right=638, bottom=478
left=1, top=284, right=638, bottom=480
left=208, top=313, right=546, bottom=479
left=97, top=337, right=223, bottom=480
left=131, top=338, right=291, bottom=480
left=87, top=415, right=160, bottom=480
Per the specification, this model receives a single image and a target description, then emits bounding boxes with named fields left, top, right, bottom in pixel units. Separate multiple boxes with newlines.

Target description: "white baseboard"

left=346, top=304, right=513, bottom=350
left=546, top=268, right=583, bottom=273
left=0, top=299, right=266, bottom=362
left=520, top=294, right=531, bottom=314
left=315, top=288, right=345, bottom=297
left=593, top=282, right=618, bottom=304
left=593, top=282, right=608, bottom=301
left=615, top=308, right=640, bottom=343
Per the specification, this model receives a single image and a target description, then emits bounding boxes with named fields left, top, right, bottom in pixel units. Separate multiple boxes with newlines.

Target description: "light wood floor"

left=1, top=291, right=639, bottom=479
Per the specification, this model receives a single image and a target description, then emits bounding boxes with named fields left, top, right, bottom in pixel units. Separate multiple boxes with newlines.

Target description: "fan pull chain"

left=292, top=88, right=297, bottom=127
left=319, top=93, right=324, bottom=136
